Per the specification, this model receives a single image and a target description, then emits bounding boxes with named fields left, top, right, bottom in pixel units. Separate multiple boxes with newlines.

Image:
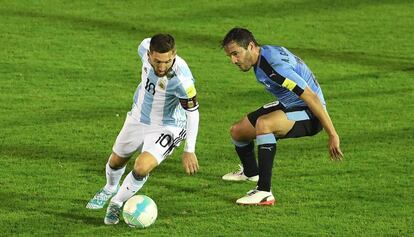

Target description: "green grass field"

left=1, top=0, right=413, bottom=236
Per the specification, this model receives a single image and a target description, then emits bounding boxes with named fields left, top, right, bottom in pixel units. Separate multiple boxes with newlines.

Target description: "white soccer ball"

left=123, top=195, right=158, bottom=228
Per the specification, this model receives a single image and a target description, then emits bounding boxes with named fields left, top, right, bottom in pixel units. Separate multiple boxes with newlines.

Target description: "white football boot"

left=236, top=188, right=276, bottom=206
left=86, top=187, right=118, bottom=209
left=104, top=201, right=122, bottom=225
left=222, top=165, right=259, bottom=182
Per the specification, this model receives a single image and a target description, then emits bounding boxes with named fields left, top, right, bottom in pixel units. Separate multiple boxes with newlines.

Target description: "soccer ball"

left=123, top=195, right=158, bottom=228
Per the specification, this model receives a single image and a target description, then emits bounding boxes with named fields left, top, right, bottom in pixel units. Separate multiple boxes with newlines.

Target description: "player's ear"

left=248, top=42, right=254, bottom=51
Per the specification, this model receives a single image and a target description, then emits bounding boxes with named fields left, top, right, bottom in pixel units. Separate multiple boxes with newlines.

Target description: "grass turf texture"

left=1, top=0, right=413, bottom=236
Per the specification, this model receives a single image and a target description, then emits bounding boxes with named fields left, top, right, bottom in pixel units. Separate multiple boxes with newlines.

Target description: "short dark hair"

left=221, top=27, right=259, bottom=49
left=150, top=34, right=175, bottom=53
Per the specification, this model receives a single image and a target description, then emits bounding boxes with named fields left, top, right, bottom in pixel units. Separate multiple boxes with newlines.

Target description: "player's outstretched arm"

left=300, top=87, right=344, bottom=161
left=182, top=109, right=199, bottom=175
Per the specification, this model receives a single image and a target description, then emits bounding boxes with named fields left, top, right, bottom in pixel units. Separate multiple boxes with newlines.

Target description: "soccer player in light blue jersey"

left=221, top=28, right=343, bottom=205
left=86, top=34, right=200, bottom=224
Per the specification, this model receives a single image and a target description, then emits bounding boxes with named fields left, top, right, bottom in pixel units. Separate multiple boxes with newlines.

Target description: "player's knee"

left=230, top=123, right=243, bottom=140
left=133, top=160, right=152, bottom=177
left=109, top=153, right=129, bottom=169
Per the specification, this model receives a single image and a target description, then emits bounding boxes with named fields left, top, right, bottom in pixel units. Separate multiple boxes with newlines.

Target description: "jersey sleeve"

left=273, top=65, right=308, bottom=95
left=137, top=38, right=151, bottom=59
left=259, top=55, right=308, bottom=96
left=176, top=78, right=199, bottom=111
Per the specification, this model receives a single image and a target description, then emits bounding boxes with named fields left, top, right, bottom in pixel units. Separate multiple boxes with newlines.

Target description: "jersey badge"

left=158, top=78, right=167, bottom=90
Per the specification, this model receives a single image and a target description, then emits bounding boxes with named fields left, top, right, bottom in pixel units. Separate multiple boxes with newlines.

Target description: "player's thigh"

left=256, top=110, right=295, bottom=137
left=231, top=101, right=285, bottom=141
left=230, top=116, right=256, bottom=141
left=247, top=101, right=284, bottom=127
left=282, top=110, right=323, bottom=139
left=112, top=114, right=145, bottom=158
left=142, top=126, right=185, bottom=165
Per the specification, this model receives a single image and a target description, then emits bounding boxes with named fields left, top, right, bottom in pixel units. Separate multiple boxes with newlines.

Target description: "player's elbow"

left=300, top=87, right=318, bottom=103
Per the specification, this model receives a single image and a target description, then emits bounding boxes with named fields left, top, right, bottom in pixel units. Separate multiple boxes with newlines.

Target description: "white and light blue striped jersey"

left=130, top=38, right=198, bottom=128
left=254, top=45, right=326, bottom=109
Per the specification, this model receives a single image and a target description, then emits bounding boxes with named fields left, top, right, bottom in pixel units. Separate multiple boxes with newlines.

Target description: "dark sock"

left=108, top=164, right=124, bottom=170
left=257, top=143, right=277, bottom=192
left=235, top=141, right=258, bottom=177
left=132, top=170, right=147, bottom=181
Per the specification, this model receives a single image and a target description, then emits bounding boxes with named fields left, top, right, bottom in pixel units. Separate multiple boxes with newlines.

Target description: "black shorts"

left=247, top=101, right=322, bottom=139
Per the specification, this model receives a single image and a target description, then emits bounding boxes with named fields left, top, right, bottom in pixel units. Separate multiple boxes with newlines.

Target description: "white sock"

left=111, top=171, right=148, bottom=206
left=104, top=162, right=126, bottom=193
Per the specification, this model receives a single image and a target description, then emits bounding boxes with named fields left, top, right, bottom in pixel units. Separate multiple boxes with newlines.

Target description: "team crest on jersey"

left=144, top=67, right=148, bottom=73
left=158, top=78, right=167, bottom=90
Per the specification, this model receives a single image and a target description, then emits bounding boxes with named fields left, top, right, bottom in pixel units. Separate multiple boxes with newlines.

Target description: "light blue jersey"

left=130, top=38, right=198, bottom=128
left=254, top=45, right=326, bottom=109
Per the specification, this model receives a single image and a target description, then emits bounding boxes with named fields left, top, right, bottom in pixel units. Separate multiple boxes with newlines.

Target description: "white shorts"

left=112, top=113, right=186, bottom=164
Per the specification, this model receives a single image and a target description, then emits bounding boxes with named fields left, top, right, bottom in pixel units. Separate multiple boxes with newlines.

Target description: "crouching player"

left=221, top=28, right=343, bottom=205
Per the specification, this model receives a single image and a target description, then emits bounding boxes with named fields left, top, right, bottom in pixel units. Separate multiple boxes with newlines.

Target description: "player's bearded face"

left=224, top=41, right=254, bottom=72
left=148, top=50, right=176, bottom=77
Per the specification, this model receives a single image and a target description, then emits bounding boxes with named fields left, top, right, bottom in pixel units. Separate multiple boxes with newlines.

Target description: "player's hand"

left=182, top=152, right=199, bottom=175
left=328, top=134, right=343, bottom=161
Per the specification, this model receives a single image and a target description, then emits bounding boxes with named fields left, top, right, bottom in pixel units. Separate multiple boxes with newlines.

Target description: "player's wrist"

left=183, top=148, right=195, bottom=153
left=184, top=141, right=196, bottom=153
left=327, top=131, right=338, bottom=138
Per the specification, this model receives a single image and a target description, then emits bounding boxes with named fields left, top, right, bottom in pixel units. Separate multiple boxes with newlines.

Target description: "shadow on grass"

left=0, top=8, right=220, bottom=48
left=184, top=0, right=413, bottom=22
left=290, top=47, right=413, bottom=73
left=0, top=191, right=104, bottom=227
left=1, top=4, right=413, bottom=70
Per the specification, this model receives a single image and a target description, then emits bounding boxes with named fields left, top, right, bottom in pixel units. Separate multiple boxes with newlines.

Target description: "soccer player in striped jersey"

left=86, top=34, right=200, bottom=224
left=221, top=28, right=343, bottom=205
